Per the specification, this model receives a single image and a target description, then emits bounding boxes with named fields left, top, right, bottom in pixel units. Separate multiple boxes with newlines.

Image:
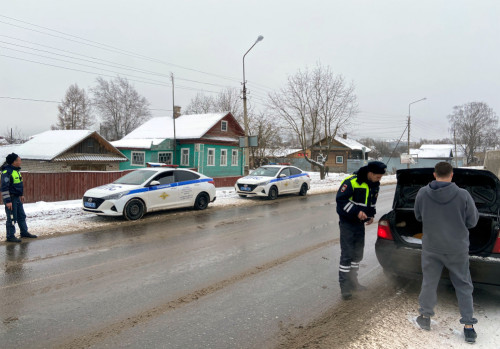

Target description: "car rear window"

left=174, top=170, right=200, bottom=182
left=114, top=170, right=157, bottom=185
left=289, top=167, right=302, bottom=175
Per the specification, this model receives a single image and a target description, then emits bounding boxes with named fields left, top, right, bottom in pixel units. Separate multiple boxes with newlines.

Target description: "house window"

left=231, top=149, right=238, bottom=166
left=207, top=148, right=215, bottom=166
left=220, top=149, right=227, bottom=166
left=336, top=156, right=344, bottom=164
left=131, top=151, right=145, bottom=166
left=181, top=148, right=190, bottom=166
left=317, top=155, right=324, bottom=163
left=158, top=152, right=172, bottom=165
left=221, top=120, right=228, bottom=132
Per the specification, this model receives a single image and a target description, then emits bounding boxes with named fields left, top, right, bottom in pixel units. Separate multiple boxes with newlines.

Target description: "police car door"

left=147, top=171, right=177, bottom=211
left=289, top=167, right=303, bottom=192
left=174, top=170, right=200, bottom=207
left=277, top=167, right=292, bottom=193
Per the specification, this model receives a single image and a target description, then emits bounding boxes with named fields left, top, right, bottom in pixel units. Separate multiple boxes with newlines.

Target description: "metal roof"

left=53, top=153, right=127, bottom=162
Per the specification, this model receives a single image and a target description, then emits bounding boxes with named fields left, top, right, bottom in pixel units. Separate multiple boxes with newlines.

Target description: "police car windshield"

left=114, top=170, right=157, bottom=185
left=250, top=167, right=280, bottom=177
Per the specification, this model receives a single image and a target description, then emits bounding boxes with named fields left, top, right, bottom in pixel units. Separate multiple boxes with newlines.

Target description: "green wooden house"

left=111, top=112, right=245, bottom=178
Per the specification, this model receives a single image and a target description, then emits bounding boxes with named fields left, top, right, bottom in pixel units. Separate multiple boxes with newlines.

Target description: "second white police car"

left=82, top=168, right=216, bottom=220
left=235, top=165, right=311, bottom=200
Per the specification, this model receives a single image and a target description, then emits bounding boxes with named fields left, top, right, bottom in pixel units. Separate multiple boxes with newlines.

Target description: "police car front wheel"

left=124, top=199, right=145, bottom=220
left=268, top=186, right=278, bottom=200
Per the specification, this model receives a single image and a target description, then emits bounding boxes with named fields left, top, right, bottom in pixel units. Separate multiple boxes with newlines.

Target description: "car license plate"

left=241, top=187, right=251, bottom=191
left=84, top=202, right=96, bottom=208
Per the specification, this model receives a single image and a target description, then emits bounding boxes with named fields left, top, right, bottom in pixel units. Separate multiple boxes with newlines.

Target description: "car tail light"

left=208, top=180, right=215, bottom=185
left=377, top=220, right=394, bottom=240
left=492, top=229, right=500, bottom=253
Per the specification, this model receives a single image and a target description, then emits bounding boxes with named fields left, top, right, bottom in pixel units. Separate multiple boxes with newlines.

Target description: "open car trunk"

left=390, top=168, right=500, bottom=254
left=390, top=209, right=497, bottom=254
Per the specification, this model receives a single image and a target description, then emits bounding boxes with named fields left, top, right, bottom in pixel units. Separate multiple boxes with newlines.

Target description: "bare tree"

left=249, top=112, right=282, bottom=167
left=2, top=127, right=28, bottom=144
left=53, top=84, right=94, bottom=130
left=185, top=93, right=215, bottom=114
left=92, top=77, right=151, bottom=141
left=185, top=88, right=242, bottom=121
left=268, top=63, right=358, bottom=178
left=448, top=102, right=499, bottom=165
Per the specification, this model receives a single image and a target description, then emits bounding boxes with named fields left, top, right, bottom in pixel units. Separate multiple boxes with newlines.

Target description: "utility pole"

left=171, top=73, right=176, bottom=165
left=454, top=127, right=458, bottom=167
left=407, top=98, right=427, bottom=169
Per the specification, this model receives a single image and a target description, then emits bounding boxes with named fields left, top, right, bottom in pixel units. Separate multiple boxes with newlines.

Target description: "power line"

left=0, top=15, right=242, bottom=83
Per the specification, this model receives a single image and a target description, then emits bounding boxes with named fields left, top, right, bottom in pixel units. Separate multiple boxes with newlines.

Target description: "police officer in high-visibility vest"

left=2, top=153, right=37, bottom=242
left=336, top=161, right=386, bottom=299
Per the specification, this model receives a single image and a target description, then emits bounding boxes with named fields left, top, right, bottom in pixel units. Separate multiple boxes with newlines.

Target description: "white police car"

left=82, top=168, right=216, bottom=220
left=235, top=165, right=311, bottom=200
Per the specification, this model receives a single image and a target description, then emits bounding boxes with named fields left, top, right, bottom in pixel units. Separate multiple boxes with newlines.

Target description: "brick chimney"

left=174, top=105, right=182, bottom=119
left=342, top=133, right=347, bottom=139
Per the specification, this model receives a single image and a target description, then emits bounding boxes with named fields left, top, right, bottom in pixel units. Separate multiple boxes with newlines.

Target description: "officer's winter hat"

left=6, top=153, right=19, bottom=165
left=367, top=161, right=387, bottom=174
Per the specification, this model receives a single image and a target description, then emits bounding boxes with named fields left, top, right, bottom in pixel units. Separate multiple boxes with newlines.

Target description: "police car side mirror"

left=149, top=180, right=160, bottom=186
left=279, top=173, right=287, bottom=178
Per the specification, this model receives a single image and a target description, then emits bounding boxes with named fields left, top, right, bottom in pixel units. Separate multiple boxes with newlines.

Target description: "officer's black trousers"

left=338, top=220, right=365, bottom=289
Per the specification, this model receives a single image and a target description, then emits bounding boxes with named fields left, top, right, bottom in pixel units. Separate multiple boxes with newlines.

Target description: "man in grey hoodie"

left=414, top=162, right=479, bottom=343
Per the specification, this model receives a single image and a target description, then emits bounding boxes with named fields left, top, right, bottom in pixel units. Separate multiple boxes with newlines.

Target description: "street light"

left=407, top=97, right=427, bottom=169
left=242, top=35, right=264, bottom=175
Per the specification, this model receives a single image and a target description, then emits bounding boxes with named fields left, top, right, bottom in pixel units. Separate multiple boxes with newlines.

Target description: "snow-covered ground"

left=0, top=172, right=396, bottom=239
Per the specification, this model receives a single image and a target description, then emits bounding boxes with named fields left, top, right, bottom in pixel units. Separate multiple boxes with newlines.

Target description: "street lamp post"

left=407, top=97, right=427, bottom=169
left=242, top=35, right=264, bottom=175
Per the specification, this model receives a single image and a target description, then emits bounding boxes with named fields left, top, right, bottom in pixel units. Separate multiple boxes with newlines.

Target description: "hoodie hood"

left=423, top=181, right=460, bottom=204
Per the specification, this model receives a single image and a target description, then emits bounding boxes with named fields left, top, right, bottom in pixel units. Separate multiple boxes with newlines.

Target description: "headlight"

left=257, top=181, right=270, bottom=186
left=102, top=192, right=128, bottom=200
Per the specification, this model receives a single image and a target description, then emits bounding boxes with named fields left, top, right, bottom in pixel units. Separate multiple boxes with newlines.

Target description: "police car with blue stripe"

left=235, top=165, right=311, bottom=200
left=82, top=168, right=216, bottom=220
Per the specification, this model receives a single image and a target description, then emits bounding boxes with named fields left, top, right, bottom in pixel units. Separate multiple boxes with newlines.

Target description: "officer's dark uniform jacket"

left=1, top=164, right=24, bottom=205
left=336, top=166, right=380, bottom=223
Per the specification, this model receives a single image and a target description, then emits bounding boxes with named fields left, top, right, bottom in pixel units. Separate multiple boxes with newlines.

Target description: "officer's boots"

left=350, top=271, right=367, bottom=292
left=340, top=282, right=352, bottom=300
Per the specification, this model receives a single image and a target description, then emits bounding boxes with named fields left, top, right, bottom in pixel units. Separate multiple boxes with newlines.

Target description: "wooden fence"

left=16, top=172, right=241, bottom=203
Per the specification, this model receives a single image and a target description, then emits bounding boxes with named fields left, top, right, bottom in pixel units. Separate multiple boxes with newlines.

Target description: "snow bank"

left=0, top=172, right=396, bottom=239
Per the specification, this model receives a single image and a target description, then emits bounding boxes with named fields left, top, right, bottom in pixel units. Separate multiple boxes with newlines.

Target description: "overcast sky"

left=1, top=0, right=499, bottom=142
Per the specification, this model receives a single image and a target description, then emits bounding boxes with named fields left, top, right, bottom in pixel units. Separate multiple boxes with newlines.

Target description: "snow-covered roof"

left=0, top=130, right=125, bottom=161
left=7, top=130, right=94, bottom=161
left=334, top=136, right=371, bottom=152
left=112, top=113, right=234, bottom=149
left=264, top=148, right=303, bottom=158
left=411, top=144, right=465, bottom=158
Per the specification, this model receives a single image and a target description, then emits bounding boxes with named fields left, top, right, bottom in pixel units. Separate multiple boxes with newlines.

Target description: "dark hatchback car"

left=376, top=168, right=500, bottom=286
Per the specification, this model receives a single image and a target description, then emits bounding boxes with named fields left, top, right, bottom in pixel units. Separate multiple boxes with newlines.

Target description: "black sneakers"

left=6, top=236, right=22, bottom=243
left=464, top=326, right=477, bottom=343
left=416, top=315, right=431, bottom=331
left=21, top=232, right=37, bottom=238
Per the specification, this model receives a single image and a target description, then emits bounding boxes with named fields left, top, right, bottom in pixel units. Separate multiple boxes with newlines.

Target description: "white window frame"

left=158, top=151, right=173, bottom=165
left=207, top=148, right=215, bottom=166
left=317, top=155, right=323, bottom=163
left=231, top=149, right=238, bottom=166
left=181, top=148, right=190, bottom=166
left=336, top=155, right=344, bottom=164
left=131, top=151, right=145, bottom=166
left=221, top=120, right=228, bottom=132
left=220, top=149, right=228, bottom=166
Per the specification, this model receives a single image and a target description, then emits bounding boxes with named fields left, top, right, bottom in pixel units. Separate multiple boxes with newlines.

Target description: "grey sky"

left=1, top=0, right=499, bottom=142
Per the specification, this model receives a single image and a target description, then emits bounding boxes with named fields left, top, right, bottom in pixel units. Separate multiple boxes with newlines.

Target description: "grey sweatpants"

left=418, top=249, right=477, bottom=325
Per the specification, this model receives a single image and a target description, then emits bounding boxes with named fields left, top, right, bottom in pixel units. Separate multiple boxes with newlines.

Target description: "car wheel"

left=238, top=194, right=247, bottom=198
left=194, top=192, right=210, bottom=210
left=123, top=199, right=145, bottom=221
left=299, top=183, right=308, bottom=196
left=268, top=186, right=278, bottom=200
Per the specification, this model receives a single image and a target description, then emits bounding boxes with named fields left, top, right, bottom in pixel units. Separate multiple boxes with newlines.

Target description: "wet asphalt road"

left=0, top=186, right=395, bottom=349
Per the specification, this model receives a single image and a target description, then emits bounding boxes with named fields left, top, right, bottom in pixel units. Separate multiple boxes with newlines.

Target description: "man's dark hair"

left=434, top=162, right=453, bottom=177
